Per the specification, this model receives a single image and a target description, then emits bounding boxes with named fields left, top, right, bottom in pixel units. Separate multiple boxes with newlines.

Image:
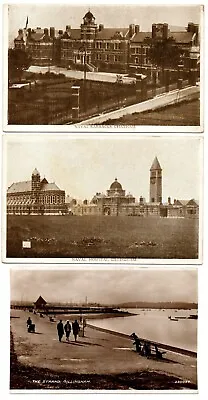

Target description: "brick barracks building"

left=14, top=11, right=199, bottom=76
left=7, top=168, right=67, bottom=215
left=71, top=157, right=199, bottom=218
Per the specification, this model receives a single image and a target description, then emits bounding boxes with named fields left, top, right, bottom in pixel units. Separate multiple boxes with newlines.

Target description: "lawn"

left=102, top=99, right=200, bottom=126
left=7, top=215, right=199, bottom=259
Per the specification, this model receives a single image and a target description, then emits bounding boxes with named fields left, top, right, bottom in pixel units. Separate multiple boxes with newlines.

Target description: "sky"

left=7, top=3, right=202, bottom=47
left=10, top=268, right=197, bottom=304
left=5, top=135, right=202, bottom=202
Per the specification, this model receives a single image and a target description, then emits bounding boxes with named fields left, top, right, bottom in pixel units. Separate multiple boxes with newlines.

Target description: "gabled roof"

left=150, top=157, right=162, bottom=171
left=34, top=295, right=47, bottom=306
left=174, top=199, right=199, bottom=206
left=96, top=28, right=129, bottom=40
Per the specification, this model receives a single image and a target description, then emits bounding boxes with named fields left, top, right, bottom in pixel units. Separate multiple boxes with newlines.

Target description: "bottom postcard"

left=10, top=267, right=197, bottom=391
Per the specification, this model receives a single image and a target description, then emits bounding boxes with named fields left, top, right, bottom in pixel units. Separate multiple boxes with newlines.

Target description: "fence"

left=8, top=76, right=194, bottom=125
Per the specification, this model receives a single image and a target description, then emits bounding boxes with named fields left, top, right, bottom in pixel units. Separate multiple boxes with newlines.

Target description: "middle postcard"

left=3, top=134, right=202, bottom=264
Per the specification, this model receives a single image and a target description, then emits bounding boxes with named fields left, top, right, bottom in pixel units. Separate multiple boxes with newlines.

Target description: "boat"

left=188, top=314, right=198, bottom=320
left=168, top=316, right=178, bottom=321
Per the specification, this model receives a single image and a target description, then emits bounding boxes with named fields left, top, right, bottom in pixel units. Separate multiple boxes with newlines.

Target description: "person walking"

left=57, top=320, right=64, bottom=342
left=64, top=320, right=71, bottom=342
left=72, top=319, right=80, bottom=342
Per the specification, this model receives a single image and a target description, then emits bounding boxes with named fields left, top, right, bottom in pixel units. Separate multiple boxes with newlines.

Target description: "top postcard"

left=3, top=3, right=203, bottom=132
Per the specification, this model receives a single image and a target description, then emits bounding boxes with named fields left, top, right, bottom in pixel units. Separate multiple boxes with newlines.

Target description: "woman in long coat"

left=72, top=319, right=80, bottom=342
left=57, top=320, right=64, bottom=342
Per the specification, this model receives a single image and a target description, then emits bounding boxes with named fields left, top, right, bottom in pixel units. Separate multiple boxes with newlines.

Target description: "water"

left=90, top=309, right=197, bottom=352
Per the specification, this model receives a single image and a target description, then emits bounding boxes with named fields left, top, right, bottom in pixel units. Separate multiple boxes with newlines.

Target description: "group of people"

left=57, top=319, right=81, bottom=342
left=130, top=333, right=165, bottom=359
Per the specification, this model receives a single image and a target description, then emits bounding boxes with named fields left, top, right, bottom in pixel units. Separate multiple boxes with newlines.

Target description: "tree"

left=8, top=48, right=32, bottom=82
left=149, top=37, right=182, bottom=70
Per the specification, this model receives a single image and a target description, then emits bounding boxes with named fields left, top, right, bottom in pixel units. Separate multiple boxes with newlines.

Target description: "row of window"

left=8, top=195, right=65, bottom=205
left=131, top=47, right=149, bottom=55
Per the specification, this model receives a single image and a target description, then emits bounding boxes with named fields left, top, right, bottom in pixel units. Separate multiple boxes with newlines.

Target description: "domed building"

left=71, top=156, right=199, bottom=218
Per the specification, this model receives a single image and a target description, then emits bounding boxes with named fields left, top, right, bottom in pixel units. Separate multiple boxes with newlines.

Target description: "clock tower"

left=149, top=157, right=162, bottom=203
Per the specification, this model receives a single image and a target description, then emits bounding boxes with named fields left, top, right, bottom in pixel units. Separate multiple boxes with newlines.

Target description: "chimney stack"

left=135, top=25, right=140, bottom=34
left=168, top=197, right=171, bottom=205
left=163, top=23, right=168, bottom=39
left=129, top=24, right=136, bottom=38
left=99, top=24, right=104, bottom=31
left=50, top=27, right=55, bottom=38
left=44, top=28, right=49, bottom=36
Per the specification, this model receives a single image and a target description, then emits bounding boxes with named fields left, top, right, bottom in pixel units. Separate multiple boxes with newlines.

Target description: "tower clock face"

left=151, top=178, right=156, bottom=184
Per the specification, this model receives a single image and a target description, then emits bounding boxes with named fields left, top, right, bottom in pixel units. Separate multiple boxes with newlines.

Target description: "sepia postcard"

left=10, top=267, right=198, bottom=392
left=2, top=134, right=203, bottom=263
left=3, top=3, right=203, bottom=132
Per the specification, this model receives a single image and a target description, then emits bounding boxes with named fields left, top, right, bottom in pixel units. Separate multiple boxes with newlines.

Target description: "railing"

left=87, top=323, right=197, bottom=358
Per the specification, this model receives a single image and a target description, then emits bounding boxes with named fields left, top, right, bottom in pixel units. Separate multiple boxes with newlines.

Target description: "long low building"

left=7, top=168, right=67, bottom=215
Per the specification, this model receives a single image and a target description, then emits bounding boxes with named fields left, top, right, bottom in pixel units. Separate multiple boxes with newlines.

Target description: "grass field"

left=102, top=99, right=200, bottom=126
left=7, top=215, right=199, bottom=259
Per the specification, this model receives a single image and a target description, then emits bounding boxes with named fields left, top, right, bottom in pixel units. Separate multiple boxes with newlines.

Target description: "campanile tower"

left=149, top=157, right=162, bottom=203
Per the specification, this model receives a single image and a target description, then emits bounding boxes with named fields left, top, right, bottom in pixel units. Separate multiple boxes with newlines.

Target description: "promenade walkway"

left=11, top=310, right=197, bottom=385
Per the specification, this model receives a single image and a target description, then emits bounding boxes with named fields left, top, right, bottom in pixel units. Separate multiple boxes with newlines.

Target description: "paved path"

left=11, top=310, right=197, bottom=383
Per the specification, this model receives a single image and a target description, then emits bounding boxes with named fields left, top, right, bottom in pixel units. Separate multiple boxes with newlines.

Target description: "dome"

left=110, top=178, right=122, bottom=190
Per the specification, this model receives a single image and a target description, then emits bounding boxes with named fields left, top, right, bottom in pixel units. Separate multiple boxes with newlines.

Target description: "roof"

left=150, top=157, right=162, bottom=171
left=84, top=11, right=95, bottom=21
left=32, top=168, right=40, bottom=176
left=7, top=181, right=31, bottom=193
left=34, top=295, right=47, bottom=306
left=174, top=199, right=199, bottom=206
left=131, top=30, right=193, bottom=44
left=131, top=32, right=152, bottom=43
left=40, top=182, right=61, bottom=191
left=15, top=28, right=61, bottom=43
left=110, top=178, right=123, bottom=190
left=171, top=31, right=193, bottom=44
left=96, top=28, right=129, bottom=40
left=67, top=29, right=81, bottom=40
left=7, top=180, right=61, bottom=193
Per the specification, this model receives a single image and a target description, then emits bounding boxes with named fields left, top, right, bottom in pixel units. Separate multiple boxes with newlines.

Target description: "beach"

left=10, top=310, right=197, bottom=390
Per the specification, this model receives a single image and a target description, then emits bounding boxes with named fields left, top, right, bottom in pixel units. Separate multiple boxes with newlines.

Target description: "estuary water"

left=90, top=309, right=197, bottom=352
